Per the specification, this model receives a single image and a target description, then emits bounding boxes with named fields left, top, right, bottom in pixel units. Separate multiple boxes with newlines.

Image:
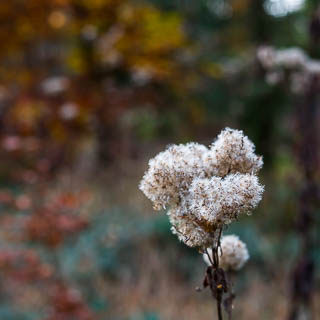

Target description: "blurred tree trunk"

left=288, top=80, right=318, bottom=320
left=288, top=11, right=320, bottom=319
left=249, top=0, right=269, bottom=43
left=241, top=0, right=279, bottom=167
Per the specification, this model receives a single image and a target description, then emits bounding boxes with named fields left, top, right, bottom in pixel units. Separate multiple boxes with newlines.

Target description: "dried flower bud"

left=203, top=128, right=263, bottom=177
left=304, top=59, right=320, bottom=74
left=186, top=173, right=264, bottom=228
left=257, top=46, right=320, bottom=94
left=257, top=46, right=307, bottom=70
left=265, top=71, right=283, bottom=85
left=139, top=143, right=208, bottom=210
left=204, top=235, right=249, bottom=271
left=257, top=46, right=276, bottom=69
left=274, top=48, right=307, bottom=69
left=168, top=208, right=215, bottom=248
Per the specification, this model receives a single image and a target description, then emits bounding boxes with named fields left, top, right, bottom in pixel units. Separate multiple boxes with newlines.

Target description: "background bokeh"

left=0, top=0, right=320, bottom=319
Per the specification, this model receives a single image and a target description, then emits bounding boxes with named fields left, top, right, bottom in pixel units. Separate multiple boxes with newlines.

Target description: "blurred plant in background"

left=257, top=40, right=320, bottom=320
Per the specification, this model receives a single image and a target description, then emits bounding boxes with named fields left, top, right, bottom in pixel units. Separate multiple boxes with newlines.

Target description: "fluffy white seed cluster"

left=203, top=235, right=249, bottom=271
left=168, top=208, right=214, bottom=248
left=257, top=46, right=320, bottom=94
left=203, top=127, right=263, bottom=177
left=139, top=143, right=208, bottom=210
left=185, top=174, right=263, bottom=227
left=139, top=128, right=264, bottom=248
left=257, top=46, right=307, bottom=70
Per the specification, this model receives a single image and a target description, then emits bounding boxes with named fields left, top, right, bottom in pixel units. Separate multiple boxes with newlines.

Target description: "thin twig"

left=217, top=296, right=223, bottom=320
left=205, top=248, right=214, bottom=267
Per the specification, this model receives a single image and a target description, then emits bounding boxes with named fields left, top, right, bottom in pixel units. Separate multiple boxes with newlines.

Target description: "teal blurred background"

left=0, top=0, right=319, bottom=319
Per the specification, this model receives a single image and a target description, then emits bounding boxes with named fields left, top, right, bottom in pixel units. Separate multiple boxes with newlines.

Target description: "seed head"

left=204, top=235, right=249, bottom=271
left=203, top=128, right=263, bottom=177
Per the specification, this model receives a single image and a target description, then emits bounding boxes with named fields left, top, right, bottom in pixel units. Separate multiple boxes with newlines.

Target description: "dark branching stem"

left=217, top=298, right=223, bottom=320
left=224, top=271, right=235, bottom=320
left=205, top=248, right=214, bottom=266
left=214, top=229, right=224, bottom=320
left=202, top=228, right=236, bottom=320
left=203, top=228, right=226, bottom=320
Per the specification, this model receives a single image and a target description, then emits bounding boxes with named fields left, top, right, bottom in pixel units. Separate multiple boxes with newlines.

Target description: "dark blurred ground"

left=0, top=0, right=319, bottom=319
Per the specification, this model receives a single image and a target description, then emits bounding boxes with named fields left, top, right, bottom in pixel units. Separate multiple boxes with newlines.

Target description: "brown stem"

left=212, top=228, right=223, bottom=269
left=214, top=228, right=224, bottom=320
left=201, top=228, right=225, bottom=320
left=205, top=248, right=214, bottom=267
left=226, top=270, right=234, bottom=320
left=217, top=296, right=223, bottom=320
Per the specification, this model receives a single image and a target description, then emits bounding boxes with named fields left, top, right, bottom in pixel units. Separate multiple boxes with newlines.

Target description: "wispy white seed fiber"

left=186, top=173, right=264, bottom=228
left=204, top=235, right=249, bottom=271
left=203, top=128, right=263, bottom=177
left=139, top=143, right=208, bottom=210
left=168, top=208, right=215, bottom=248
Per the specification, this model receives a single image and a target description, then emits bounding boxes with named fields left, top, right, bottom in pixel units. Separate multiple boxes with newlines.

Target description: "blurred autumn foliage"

left=0, top=0, right=319, bottom=319
left=0, top=0, right=192, bottom=168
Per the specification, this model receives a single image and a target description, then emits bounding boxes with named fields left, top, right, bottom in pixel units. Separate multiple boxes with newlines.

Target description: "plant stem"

left=217, top=297, right=223, bottom=320
left=227, top=271, right=234, bottom=320
left=214, top=228, right=224, bottom=320
left=205, top=248, right=214, bottom=266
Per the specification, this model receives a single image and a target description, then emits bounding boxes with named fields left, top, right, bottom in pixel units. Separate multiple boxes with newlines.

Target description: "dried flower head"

left=185, top=174, right=264, bottom=228
left=257, top=47, right=307, bottom=70
left=274, top=48, right=307, bottom=69
left=203, top=128, right=263, bottom=177
left=257, top=46, right=276, bottom=69
left=139, top=143, right=208, bottom=210
left=265, top=70, right=284, bottom=85
left=304, top=59, right=320, bottom=74
left=168, top=208, right=215, bottom=248
left=257, top=46, right=320, bottom=94
left=204, top=235, right=249, bottom=271
left=139, top=128, right=264, bottom=249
